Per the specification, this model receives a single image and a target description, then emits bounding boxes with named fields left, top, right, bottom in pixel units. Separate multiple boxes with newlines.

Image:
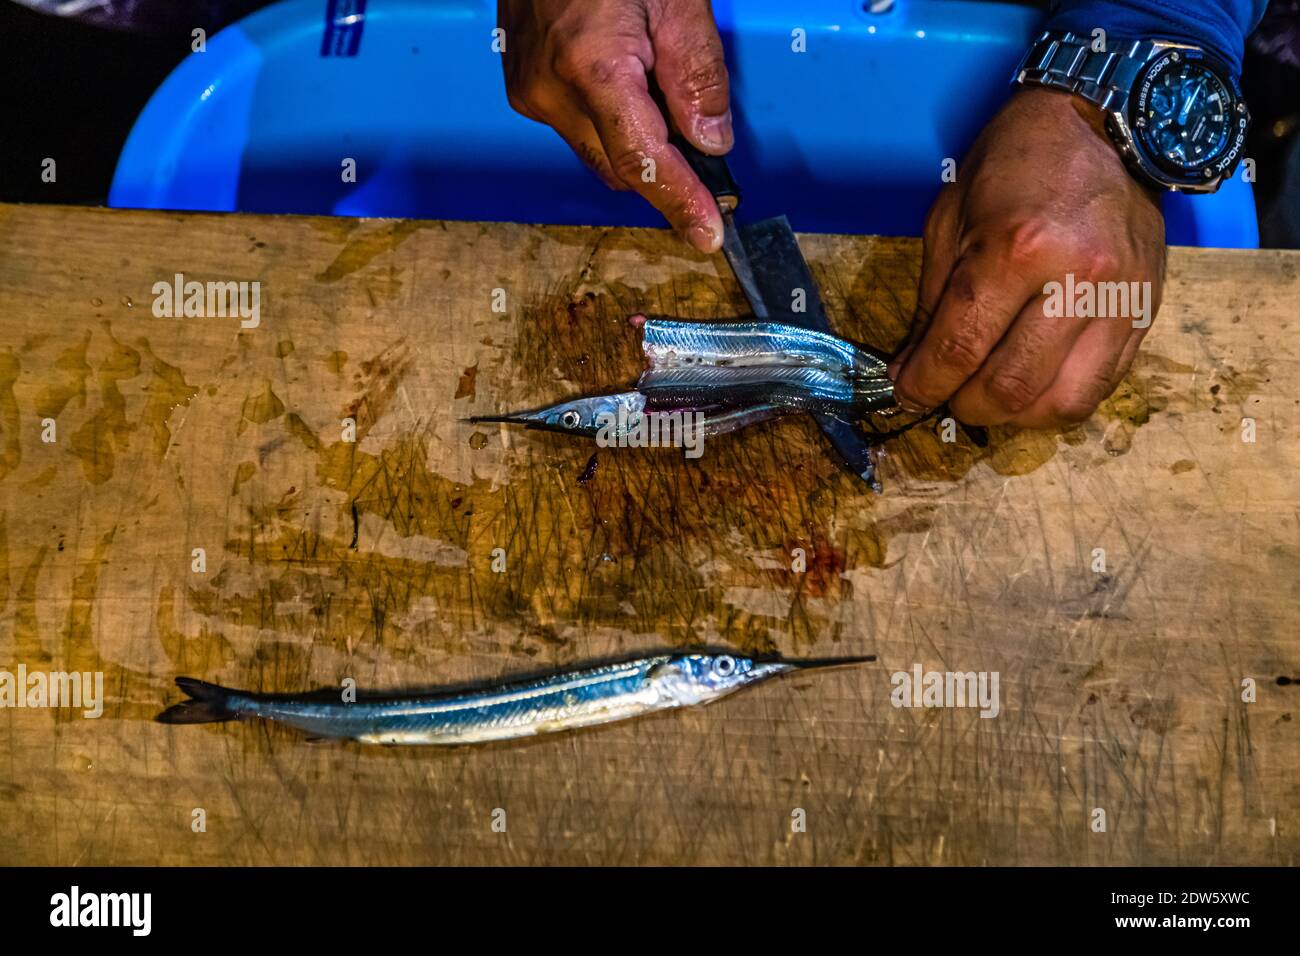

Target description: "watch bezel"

left=1117, top=46, right=1249, bottom=193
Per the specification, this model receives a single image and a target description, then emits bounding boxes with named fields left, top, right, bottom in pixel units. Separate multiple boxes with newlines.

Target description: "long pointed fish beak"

left=787, top=655, right=876, bottom=670
left=464, top=411, right=547, bottom=428
left=749, top=654, right=875, bottom=682
left=468, top=412, right=593, bottom=436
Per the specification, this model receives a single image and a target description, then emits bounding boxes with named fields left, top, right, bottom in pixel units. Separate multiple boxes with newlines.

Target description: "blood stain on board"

left=455, top=363, right=478, bottom=400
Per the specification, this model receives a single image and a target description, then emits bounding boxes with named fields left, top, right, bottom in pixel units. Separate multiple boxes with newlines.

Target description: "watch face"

left=1130, top=50, right=1248, bottom=187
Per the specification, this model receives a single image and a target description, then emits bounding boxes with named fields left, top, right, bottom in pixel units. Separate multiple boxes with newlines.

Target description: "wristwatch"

left=1014, top=30, right=1250, bottom=193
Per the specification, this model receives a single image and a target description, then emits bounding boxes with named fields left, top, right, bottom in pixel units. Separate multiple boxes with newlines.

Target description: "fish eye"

left=561, top=410, right=582, bottom=429
left=713, top=655, right=736, bottom=677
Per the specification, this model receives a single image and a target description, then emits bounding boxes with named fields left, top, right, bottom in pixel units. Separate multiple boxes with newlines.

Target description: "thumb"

left=648, top=0, right=733, bottom=154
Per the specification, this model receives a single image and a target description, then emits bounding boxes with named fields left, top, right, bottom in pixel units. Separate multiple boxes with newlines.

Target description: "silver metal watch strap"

left=1015, top=31, right=1162, bottom=112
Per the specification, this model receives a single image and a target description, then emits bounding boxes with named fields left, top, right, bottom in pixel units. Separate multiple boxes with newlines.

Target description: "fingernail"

left=687, top=222, right=722, bottom=253
left=694, top=112, right=734, bottom=152
left=891, top=377, right=931, bottom=413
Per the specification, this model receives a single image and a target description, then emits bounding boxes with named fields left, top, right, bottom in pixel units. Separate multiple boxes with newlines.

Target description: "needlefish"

left=155, top=653, right=872, bottom=745
left=470, top=315, right=897, bottom=437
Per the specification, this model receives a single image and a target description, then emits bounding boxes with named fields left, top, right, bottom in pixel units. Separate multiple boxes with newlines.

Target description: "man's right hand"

left=499, top=0, right=733, bottom=252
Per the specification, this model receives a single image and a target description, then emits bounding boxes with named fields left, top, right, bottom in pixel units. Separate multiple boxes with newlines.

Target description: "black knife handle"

left=670, top=132, right=740, bottom=214
left=649, top=76, right=741, bottom=213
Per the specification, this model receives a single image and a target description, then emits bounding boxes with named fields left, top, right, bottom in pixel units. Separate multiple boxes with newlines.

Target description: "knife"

left=670, top=133, right=886, bottom=490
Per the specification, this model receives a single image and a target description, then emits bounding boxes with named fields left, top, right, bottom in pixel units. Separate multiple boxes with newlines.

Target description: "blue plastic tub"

left=109, top=0, right=1258, bottom=247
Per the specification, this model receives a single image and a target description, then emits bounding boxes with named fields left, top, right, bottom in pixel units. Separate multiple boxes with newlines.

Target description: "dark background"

left=1, top=0, right=1296, bottom=245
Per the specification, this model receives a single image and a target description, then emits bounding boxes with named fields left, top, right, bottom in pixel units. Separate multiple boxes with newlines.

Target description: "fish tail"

left=155, top=677, right=242, bottom=725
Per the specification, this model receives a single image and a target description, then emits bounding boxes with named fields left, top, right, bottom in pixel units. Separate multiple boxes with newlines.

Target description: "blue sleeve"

left=1044, top=0, right=1269, bottom=77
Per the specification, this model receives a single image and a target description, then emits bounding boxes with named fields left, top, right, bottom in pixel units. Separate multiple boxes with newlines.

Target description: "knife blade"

left=663, top=135, right=768, bottom=317
left=720, top=213, right=768, bottom=319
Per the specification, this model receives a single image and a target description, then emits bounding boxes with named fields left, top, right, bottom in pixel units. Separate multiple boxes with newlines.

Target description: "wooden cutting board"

left=0, top=202, right=1296, bottom=865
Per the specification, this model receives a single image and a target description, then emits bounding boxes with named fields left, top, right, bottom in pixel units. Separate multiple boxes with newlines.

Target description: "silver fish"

left=155, top=653, right=871, bottom=746
left=469, top=320, right=893, bottom=436
left=468, top=317, right=898, bottom=482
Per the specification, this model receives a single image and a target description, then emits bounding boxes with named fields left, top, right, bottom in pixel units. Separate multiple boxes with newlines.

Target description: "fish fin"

left=645, top=661, right=681, bottom=682
left=155, top=677, right=239, bottom=725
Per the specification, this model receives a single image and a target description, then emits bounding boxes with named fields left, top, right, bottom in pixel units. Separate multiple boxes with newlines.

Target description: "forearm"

left=1044, top=0, right=1269, bottom=75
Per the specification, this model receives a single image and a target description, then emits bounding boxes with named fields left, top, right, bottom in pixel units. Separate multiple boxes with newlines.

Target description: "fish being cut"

left=470, top=316, right=897, bottom=440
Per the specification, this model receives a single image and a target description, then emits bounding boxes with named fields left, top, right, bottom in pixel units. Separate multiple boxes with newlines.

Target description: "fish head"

left=470, top=392, right=645, bottom=436
left=648, top=654, right=794, bottom=706
left=529, top=396, right=609, bottom=435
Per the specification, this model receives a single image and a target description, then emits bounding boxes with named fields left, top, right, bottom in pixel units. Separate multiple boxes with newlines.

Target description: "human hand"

left=499, top=0, right=732, bottom=252
left=891, top=87, right=1166, bottom=427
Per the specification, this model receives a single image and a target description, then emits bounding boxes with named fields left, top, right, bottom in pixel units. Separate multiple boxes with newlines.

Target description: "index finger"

left=577, top=56, right=723, bottom=252
left=893, top=248, right=1044, bottom=411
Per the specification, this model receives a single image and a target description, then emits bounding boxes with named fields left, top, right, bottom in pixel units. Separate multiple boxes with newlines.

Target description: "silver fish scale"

left=641, top=319, right=886, bottom=376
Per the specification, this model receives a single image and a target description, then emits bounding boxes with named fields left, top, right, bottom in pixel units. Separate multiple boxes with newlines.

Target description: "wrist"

left=1013, top=85, right=1109, bottom=140
left=994, top=88, right=1164, bottom=209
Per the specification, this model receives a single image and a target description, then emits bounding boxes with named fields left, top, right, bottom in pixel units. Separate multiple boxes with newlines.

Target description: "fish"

left=469, top=316, right=896, bottom=440
left=154, top=652, right=873, bottom=746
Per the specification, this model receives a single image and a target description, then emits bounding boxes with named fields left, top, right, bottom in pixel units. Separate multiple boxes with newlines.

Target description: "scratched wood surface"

left=0, top=202, right=1296, bottom=866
